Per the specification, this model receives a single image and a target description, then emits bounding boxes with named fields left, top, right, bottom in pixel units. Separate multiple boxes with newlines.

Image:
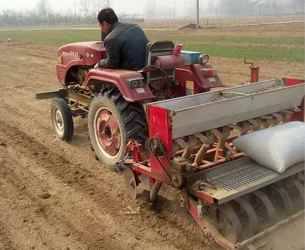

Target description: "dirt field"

left=0, top=42, right=222, bottom=250
left=0, top=24, right=304, bottom=250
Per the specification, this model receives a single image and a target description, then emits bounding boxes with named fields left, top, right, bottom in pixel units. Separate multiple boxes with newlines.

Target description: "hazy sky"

left=0, top=0, right=140, bottom=13
left=0, top=0, right=210, bottom=15
left=0, top=0, right=294, bottom=16
left=0, top=0, right=155, bottom=14
left=1, top=0, right=47, bottom=11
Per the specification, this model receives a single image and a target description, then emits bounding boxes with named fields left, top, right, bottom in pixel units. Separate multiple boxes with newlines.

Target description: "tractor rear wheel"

left=88, top=88, right=146, bottom=168
left=51, top=98, right=74, bottom=142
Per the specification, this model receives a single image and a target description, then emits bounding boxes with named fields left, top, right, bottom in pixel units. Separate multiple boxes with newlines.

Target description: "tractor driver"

left=95, top=8, right=149, bottom=70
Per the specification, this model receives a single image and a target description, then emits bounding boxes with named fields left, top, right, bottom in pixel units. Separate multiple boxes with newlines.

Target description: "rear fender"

left=85, top=69, right=155, bottom=102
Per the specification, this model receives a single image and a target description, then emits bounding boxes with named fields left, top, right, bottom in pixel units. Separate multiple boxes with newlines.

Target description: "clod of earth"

left=38, top=192, right=52, bottom=200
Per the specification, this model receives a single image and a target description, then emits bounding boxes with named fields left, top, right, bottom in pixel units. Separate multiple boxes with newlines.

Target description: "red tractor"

left=47, top=40, right=222, bottom=166
left=37, top=40, right=305, bottom=250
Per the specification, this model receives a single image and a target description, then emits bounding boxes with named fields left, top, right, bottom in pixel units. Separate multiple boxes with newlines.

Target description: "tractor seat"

left=146, top=41, right=175, bottom=64
left=141, top=41, right=184, bottom=83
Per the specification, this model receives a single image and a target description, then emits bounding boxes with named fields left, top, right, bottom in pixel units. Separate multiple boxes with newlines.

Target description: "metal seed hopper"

left=126, top=79, right=304, bottom=250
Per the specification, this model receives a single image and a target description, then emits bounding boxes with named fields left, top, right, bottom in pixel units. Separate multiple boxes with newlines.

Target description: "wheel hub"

left=95, top=108, right=122, bottom=157
left=54, top=109, right=64, bottom=135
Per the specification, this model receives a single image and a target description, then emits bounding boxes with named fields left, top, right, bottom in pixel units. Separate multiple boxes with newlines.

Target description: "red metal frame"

left=85, top=69, right=155, bottom=102
left=56, top=41, right=226, bottom=103
left=56, top=41, right=155, bottom=102
left=130, top=78, right=305, bottom=196
left=176, top=64, right=223, bottom=95
left=56, top=41, right=106, bottom=84
left=283, top=77, right=305, bottom=122
left=250, top=65, right=260, bottom=83
left=144, top=105, right=173, bottom=183
left=283, top=77, right=305, bottom=86
left=129, top=105, right=172, bottom=183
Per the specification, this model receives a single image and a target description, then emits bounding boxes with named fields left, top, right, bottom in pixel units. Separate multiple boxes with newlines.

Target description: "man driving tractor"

left=95, top=8, right=149, bottom=70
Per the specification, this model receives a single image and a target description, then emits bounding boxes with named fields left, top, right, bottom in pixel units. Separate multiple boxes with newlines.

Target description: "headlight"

left=127, top=78, right=145, bottom=89
left=200, top=54, right=210, bottom=65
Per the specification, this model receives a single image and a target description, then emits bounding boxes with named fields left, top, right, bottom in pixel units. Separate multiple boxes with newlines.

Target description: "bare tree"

left=144, top=0, right=156, bottom=19
left=37, top=0, right=50, bottom=16
left=80, top=0, right=89, bottom=16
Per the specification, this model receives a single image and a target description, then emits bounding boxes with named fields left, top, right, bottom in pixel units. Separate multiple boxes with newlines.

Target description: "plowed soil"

left=0, top=41, right=304, bottom=250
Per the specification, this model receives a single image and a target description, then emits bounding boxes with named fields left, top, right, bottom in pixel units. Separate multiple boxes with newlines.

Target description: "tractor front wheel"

left=51, top=98, right=74, bottom=142
left=88, top=88, right=146, bottom=168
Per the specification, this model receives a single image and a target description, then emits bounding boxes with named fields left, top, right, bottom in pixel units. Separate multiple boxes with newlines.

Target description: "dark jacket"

left=100, top=23, right=149, bottom=70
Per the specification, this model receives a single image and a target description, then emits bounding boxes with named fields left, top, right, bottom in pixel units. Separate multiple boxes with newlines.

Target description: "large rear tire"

left=88, top=88, right=146, bottom=168
left=51, top=98, right=74, bottom=142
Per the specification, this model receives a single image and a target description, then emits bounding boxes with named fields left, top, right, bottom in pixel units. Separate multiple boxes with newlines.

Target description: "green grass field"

left=0, top=28, right=304, bottom=62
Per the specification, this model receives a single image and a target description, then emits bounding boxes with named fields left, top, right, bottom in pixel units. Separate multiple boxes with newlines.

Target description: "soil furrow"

left=0, top=153, right=127, bottom=250
left=0, top=224, right=17, bottom=250
left=0, top=118, right=213, bottom=250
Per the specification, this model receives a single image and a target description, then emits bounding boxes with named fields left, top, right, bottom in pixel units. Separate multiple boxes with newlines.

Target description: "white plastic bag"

left=234, top=122, right=305, bottom=173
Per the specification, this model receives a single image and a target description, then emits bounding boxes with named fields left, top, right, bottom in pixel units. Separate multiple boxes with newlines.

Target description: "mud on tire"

left=88, top=88, right=147, bottom=168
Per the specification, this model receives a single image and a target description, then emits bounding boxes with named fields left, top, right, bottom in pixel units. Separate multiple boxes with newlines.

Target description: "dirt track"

left=0, top=42, right=304, bottom=250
